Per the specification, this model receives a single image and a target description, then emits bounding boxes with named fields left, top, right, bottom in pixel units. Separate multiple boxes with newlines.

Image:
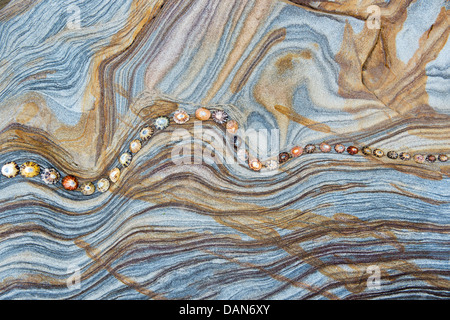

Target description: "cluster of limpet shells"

left=0, top=106, right=240, bottom=195
left=246, top=142, right=449, bottom=172
left=206, top=123, right=445, bottom=171
left=167, top=108, right=447, bottom=171
left=1, top=161, right=64, bottom=184
left=0, top=160, right=103, bottom=196
left=176, top=106, right=239, bottom=134
left=0, top=116, right=165, bottom=196
left=351, top=145, right=448, bottom=164
left=2, top=106, right=448, bottom=192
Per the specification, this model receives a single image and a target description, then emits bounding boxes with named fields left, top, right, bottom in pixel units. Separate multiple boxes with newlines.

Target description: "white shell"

left=154, top=116, right=170, bottom=130
left=109, top=168, right=121, bottom=183
left=212, top=110, right=229, bottom=124
left=173, top=109, right=190, bottom=124
left=130, top=140, right=142, bottom=154
left=97, top=178, right=110, bottom=193
left=265, top=160, right=279, bottom=171
left=80, top=182, right=95, bottom=196
left=140, top=126, right=154, bottom=141
left=1, top=162, right=19, bottom=178
left=119, top=153, right=132, bottom=167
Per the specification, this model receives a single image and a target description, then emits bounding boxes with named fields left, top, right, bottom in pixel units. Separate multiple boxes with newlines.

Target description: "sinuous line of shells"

left=1, top=107, right=448, bottom=196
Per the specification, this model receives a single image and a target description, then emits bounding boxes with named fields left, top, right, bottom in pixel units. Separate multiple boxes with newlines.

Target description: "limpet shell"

left=279, top=152, right=291, bottom=164
left=119, top=153, right=132, bottom=167
left=154, top=116, right=170, bottom=130
left=173, top=109, right=190, bottom=124
left=80, top=182, right=95, bottom=196
left=334, top=144, right=346, bottom=153
left=320, top=143, right=332, bottom=153
left=373, top=149, right=385, bottom=158
left=387, top=151, right=399, bottom=159
left=130, top=140, right=142, bottom=154
left=249, top=159, right=262, bottom=171
left=414, top=154, right=426, bottom=164
left=140, top=126, right=154, bottom=141
left=226, top=120, right=239, bottom=134
left=109, top=168, right=121, bottom=183
left=62, top=175, right=79, bottom=191
left=291, top=146, right=303, bottom=157
left=195, top=107, right=211, bottom=121
left=305, top=144, right=316, bottom=154
left=212, top=110, right=229, bottom=124
left=399, top=152, right=411, bottom=161
left=362, top=147, right=372, bottom=156
left=1, top=162, right=19, bottom=178
left=265, top=160, right=279, bottom=171
left=426, top=155, right=437, bottom=163
left=97, top=179, right=110, bottom=193
left=20, top=162, right=40, bottom=178
left=41, top=168, right=60, bottom=185
left=347, top=146, right=359, bottom=155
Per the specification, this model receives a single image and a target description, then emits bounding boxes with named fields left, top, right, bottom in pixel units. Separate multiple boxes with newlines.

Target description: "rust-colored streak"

left=75, top=239, right=167, bottom=300
left=335, top=2, right=449, bottom=118
left=214, top=209, right=450, bottom=295
left=204, top=0, right=276, bottom=102
left=275, top=50, right=313, bottom=75
left=274, top=104, right=332, bottom=133
left=231, top=28, right=286, bottom=93
left=203, top=249, right=340, bottom=300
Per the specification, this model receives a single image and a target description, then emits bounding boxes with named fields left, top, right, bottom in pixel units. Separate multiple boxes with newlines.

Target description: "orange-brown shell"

left=109, top=168, right=121, bottom=183
left=195, top=108, right=211, bottom=121
left=226, top=120, right=239, bottom=134
left=173, top=110, right=190, bottom=124
left=249, top=159, right=262, bottom=171
left=291, top=146, right=303, bottom=157
left=62, top=176, right=79, bottom=191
